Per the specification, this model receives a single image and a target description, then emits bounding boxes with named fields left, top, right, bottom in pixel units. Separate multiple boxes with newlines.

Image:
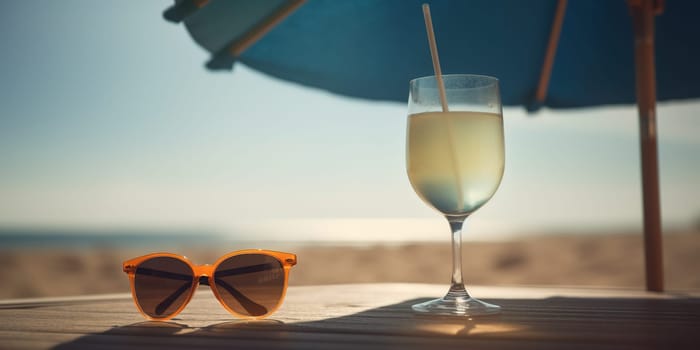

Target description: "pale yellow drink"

left=407, top=111, right=504, bottom=215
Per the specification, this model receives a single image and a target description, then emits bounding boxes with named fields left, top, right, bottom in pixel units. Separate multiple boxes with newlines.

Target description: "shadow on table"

left=51, top=296, right=700, bottom=350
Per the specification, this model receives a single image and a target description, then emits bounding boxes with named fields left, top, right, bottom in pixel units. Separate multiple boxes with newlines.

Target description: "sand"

left=1, top=231, right=699, bottom=299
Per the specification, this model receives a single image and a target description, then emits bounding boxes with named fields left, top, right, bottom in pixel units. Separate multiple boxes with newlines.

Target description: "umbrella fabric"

left=173, top=0, right=700, bottom=109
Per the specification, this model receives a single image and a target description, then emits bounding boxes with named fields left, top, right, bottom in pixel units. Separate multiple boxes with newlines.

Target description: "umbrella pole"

left=628, top=0, right=663, bottom=292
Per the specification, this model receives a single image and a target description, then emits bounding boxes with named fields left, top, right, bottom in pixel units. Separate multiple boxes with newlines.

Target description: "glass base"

left=412, top=296, right=501, bottom=316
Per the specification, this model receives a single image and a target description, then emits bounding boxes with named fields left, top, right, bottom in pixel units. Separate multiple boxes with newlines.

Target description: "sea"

left=0, top=228, right=406, bottom=250
left=0, top=220, right=655, bottom=250
left=0, top=228, right=226, bottom=249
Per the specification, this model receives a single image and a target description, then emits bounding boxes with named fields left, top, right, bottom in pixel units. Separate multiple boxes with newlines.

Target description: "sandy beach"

left=1, top=231, right=698, bottom=299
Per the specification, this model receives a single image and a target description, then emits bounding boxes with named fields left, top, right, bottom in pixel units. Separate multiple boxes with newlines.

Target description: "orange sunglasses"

left=122, top=250, right=296, bottom=321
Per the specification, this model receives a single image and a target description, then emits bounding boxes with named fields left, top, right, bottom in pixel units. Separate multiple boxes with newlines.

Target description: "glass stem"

left=446, top=215, right=470, bottom=300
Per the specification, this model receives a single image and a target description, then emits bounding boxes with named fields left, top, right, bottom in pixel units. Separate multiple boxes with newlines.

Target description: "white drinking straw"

left=422, top=4, right=449, bottom=112
left=422, top=3, right=464, bottom=211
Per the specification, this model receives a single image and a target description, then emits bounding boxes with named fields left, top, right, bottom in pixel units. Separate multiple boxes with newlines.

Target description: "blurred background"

left=1, top=0, right=698, bottom=298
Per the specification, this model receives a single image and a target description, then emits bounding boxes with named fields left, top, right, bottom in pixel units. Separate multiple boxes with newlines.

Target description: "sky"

left=0, top=0, right=698, bottom=242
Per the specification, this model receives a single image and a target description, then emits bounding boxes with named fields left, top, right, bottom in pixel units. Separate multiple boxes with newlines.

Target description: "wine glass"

left=406, top=74, right=504, bottom=315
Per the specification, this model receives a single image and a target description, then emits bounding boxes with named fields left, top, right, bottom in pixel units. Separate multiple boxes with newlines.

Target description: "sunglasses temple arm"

left=214, top=277, right=268, bottom=316
left=155, top=282, right=193, bottom=316
left=135, top=267, right=193, bottom=281
left=214, top=263, right=278, bottom=278
left=133, top=267, right=194, bottom=316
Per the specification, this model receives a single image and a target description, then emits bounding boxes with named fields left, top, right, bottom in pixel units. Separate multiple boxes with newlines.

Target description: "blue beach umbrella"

left=163, top=0, right=700, bottom=291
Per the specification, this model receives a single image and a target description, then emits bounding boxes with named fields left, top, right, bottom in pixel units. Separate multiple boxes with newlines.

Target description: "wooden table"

left=1, top=283, right=698, bottom=349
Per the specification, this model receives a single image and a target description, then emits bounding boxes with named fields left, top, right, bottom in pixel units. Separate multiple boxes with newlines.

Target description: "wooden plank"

left=0, top=284, right=698, bottom=350
left=0, top=293, right=128, bottom=308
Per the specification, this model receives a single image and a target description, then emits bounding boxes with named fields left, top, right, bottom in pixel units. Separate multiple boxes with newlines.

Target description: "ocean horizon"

left=0, top=222, right=677, bottom=250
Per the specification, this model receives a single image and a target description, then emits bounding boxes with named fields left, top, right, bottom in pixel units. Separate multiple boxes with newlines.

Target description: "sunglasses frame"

left=123, top=249, right=297, bottom=321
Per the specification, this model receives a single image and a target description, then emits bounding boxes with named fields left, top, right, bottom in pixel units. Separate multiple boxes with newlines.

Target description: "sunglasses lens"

left=133, top=257, right=194, bottom=319
left=213, top=254, right=285, bottom=317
